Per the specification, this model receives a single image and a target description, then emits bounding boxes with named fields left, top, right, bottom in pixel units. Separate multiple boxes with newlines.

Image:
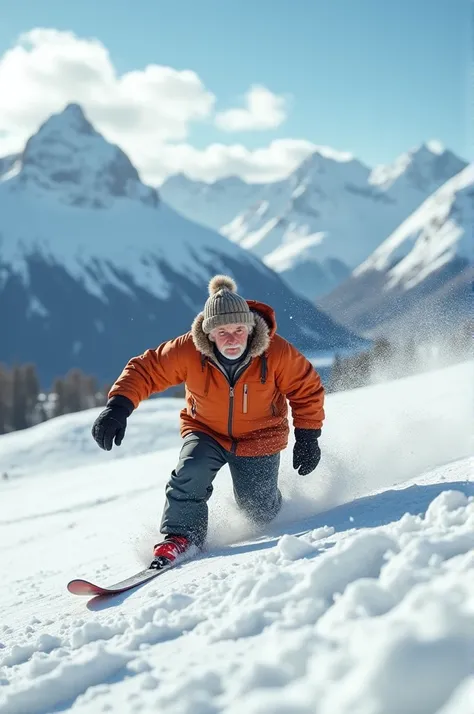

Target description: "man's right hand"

left=91, top=396, right=134, bottom=451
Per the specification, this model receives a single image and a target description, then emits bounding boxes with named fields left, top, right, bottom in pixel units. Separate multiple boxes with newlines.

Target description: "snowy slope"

left=319, top=163, right=474, bottom=338
left=357, top=162, right=474, bottom=285
left=161, top=144, right=467, bottom=301
left=0, top=104, right=362, bottom=386
left=0, top=361, right=473, bottom=713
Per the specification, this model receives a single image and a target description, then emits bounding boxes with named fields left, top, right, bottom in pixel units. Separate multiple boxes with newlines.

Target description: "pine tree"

left=64, top=369, right=84, bottom=413
left=52, top=377, right=67, bottom=418
left=83, top=374, right=99, bottom=408
left=23, top=364, right=40, bottom=426
left=0, top=364, right=11, bottom=434
left=11, top=365, right=28, bottom=431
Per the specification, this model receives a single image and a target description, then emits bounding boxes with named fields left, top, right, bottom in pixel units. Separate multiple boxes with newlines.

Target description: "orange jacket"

left=108, top=300, right=325, bottom=457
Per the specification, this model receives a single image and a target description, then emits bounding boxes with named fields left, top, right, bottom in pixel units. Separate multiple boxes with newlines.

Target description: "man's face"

left=210, top=323, right=250, bottom=360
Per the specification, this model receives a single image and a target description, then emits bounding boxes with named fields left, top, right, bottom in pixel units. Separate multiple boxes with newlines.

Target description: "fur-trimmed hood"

left=191, top=300, right=276, bottom=360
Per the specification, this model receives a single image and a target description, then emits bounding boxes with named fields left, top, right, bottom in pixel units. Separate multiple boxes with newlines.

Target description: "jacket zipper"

left=228, top=386, right=235, bottom=447
left=243, top=384, right=248, bottom=414
left=206, top=359, right=252, bottom=453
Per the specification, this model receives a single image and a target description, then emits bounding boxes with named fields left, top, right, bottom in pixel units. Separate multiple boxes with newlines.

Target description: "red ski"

left=67, top=559, right=176, bottom=597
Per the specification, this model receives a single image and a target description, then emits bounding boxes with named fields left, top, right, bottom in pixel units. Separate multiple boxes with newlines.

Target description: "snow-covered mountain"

left=159, top=173, right=262, bottom=229
left=0, top=104, right=363, bottom=387
left=161, top=144, right=467, bottom=301
left=318, top=163, right=474, bottom=339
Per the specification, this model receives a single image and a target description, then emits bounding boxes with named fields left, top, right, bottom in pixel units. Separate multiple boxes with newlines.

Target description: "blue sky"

left=0, top=0, right=471, bottom=183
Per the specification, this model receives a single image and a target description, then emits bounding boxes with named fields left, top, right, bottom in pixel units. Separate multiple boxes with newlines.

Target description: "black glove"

left=91, top=395, right=134, bottom=451
left=293, top=428, right=321, bottom=475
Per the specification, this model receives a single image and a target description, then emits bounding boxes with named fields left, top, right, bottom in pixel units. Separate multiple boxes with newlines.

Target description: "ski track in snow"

left=0, top=361, right=473, bottom=714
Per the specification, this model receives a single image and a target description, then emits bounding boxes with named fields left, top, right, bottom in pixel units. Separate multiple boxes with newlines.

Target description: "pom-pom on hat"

left=201, top=274, right=255, bottom=334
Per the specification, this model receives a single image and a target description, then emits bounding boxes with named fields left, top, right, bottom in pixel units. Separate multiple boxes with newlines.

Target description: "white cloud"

left=215, top=85, right=287, bottom=132
left=140, top=139, right=316, bottom=184
left=0, top=29, right=309, bottom=184
left=426, top=139, right=445, bottom=155
left=0, top=28, right=215, bottom=153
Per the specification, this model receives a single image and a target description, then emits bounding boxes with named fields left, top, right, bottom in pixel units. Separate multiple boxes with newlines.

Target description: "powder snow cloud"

left=0, top=29, right=314, bottom=184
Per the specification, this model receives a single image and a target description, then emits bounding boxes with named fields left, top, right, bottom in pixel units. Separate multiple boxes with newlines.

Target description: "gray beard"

left=218, top=349, right=243, bottom=361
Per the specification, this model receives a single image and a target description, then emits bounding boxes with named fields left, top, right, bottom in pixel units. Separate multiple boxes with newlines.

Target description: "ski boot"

left=149, top=534, right=194, bottom=569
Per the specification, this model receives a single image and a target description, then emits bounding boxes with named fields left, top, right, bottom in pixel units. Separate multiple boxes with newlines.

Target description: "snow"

left=160, top=173, right=264, bottom=231
left=1, top=360, right=473, bottom=713
left=161, top=143, right=467, bottom=300
left=355, top=162, right=474, bottom=290
left=220, top=152, right=380, bottom=268
left=301, top=145, right=354, bottom=162
left=27, top=296, right=49, bottom=318
left=19, top=103, right=157, bottom=210
left=0, top=105, right=268, bottom=304
left=0, top=158, right=21, bottom=183
left=264, top=232, right=327, bottom=272
left=368, top=143, right=464, bottom=197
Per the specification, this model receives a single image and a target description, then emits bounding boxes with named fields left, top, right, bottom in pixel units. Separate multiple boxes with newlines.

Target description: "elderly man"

left=91, top=275, right=325, bottom=566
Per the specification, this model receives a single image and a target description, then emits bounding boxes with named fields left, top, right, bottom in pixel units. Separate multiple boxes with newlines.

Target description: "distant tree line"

left=0, top=364, right=111, bottom=435
left=328, top=320, right=473, bottom=393
left=0, top=320, right=471, bottom=434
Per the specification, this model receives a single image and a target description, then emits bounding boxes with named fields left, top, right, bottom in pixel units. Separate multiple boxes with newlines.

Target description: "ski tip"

left=66, top=559, right=181, bottom=598
left=67, top=579, right=105, bottom=596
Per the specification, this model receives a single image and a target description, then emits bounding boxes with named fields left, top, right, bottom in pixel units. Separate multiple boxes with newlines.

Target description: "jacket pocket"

left=242, top=384, right=248, bottom=414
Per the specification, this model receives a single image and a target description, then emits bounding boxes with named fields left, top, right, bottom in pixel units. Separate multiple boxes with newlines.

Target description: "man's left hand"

left=293, top=428, right=321, bottom=475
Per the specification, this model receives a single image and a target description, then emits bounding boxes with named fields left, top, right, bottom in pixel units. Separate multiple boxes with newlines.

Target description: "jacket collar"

left=191, top=310, right=270, bottom=360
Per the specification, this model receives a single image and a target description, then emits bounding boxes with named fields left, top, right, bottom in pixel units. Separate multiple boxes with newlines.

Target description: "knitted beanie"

left=201, top=275, right=255, bottom=334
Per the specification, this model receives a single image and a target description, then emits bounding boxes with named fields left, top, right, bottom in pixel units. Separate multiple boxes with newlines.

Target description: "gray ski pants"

left=160, top=431, right=282, bottom=547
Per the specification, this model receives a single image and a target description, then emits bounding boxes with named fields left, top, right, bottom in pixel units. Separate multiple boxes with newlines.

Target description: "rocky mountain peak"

left=11, top=103, right=159, bottom=209
left=370, top=142, right=467, bottom=193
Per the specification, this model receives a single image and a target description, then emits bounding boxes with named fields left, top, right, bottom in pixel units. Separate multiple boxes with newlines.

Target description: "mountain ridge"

left=160, top=143, right=467, bottom=302
left=0, top=103, right=364, bottom=386
left=317, top=163, right=474, bottom=340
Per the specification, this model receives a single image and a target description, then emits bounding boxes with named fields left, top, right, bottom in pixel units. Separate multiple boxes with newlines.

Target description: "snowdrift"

left=0, top=360, right=473, bottom=714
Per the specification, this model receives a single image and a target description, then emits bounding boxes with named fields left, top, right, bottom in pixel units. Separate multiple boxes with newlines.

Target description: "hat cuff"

left=202, top=311, right=255, bottom=334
